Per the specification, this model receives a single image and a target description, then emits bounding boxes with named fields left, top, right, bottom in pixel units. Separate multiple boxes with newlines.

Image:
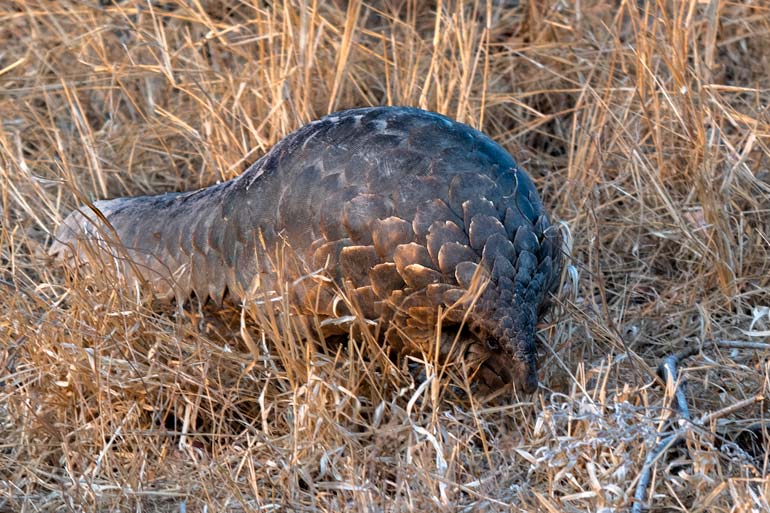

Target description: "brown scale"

left=50, top=106, right=562, bottom=393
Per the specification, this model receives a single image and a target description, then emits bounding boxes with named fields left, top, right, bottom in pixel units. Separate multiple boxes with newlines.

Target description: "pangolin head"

left=436, top=211, right=561, bottom=394
left=464, top=285, right=542, bottom=394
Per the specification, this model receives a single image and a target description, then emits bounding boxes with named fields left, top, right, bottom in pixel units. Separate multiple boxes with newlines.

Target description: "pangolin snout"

left=472, top=344, right=539, bottom=393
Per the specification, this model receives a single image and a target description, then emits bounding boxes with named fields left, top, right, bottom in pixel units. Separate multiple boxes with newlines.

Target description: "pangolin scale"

left=51, top=106, right=562, bottom=392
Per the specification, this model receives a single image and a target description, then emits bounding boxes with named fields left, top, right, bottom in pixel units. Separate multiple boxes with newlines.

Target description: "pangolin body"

left=51, top=106, right=562, bottom=392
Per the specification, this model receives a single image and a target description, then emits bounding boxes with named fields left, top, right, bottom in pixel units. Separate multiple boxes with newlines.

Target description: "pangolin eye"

left=485, top=338, right=500, bottom=351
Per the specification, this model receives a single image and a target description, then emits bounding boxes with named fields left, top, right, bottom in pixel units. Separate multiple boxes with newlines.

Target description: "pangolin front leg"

left=51, top=106, right=562, bottom=392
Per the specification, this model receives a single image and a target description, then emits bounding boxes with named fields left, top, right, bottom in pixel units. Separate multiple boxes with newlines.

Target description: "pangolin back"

left=51, top=106, right=562, bottom=391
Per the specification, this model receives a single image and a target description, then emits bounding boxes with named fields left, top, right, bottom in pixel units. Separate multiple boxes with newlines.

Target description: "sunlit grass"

left=1, top=1, right=769, bottom=511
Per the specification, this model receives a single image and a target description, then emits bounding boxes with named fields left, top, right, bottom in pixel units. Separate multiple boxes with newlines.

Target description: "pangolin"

left=50, top=106, right=562, bottom=392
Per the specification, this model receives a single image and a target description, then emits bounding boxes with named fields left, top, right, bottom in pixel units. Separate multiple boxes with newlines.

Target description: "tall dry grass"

left=1, top=0, right=769, bottom=511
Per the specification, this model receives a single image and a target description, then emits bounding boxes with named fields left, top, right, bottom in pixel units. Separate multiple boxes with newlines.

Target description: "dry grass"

left=1, top=0, right=769, bottom=511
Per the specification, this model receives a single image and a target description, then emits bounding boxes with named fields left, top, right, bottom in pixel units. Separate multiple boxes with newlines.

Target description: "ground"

left=1, top=1, right=769, bottom=511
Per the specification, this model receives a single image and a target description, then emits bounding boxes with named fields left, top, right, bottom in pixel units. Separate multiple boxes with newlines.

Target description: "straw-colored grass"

left=2, top=1, right=769, bottom=511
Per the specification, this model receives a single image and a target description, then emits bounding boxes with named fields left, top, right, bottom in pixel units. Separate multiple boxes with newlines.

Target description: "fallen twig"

left=714, top=340, right=770, bottom=351
left=632, top=347, right=697, bottom=513
left=632, top=347, right=764, bottom=512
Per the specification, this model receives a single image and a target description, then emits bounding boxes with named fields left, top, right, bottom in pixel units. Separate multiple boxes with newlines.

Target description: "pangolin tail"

left=49, top=182, right=242, bottom=304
